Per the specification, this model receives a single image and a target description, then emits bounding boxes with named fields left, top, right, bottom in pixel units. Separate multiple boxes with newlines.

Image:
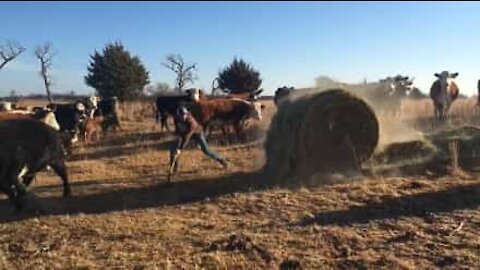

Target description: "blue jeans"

left=169, top=133, right=226, bottom=171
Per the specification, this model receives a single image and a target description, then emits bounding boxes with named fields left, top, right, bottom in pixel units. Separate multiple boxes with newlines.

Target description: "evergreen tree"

left=85, top=42, right=149, bottom=101
left=217, top=58, right=262, bottom=94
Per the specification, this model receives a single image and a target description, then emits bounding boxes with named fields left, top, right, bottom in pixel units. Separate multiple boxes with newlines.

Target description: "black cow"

left=47, top=101, right=88, bottom=143
left=94, top=97, right=121, bottom=131
left=0, top=118, right=71, bottom=211
left=274, top=86, right=295, bottom=106
left=155, top=89, right=200, bottom=132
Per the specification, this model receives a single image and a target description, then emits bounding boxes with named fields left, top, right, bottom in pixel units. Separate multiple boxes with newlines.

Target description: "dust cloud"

left=312, top=75, right=425, bottom=148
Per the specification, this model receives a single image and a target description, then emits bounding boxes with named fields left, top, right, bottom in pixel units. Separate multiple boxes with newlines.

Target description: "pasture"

left=0, top=97, right=479, bottom=269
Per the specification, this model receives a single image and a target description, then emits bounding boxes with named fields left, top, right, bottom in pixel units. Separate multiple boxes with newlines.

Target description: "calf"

left=0, top=118, right=71, bottom=211
left=83, top=116, right=105, bottom=143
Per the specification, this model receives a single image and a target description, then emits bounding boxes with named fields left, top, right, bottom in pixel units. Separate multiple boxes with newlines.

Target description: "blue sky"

left=1, top=1, right=480, bottom=97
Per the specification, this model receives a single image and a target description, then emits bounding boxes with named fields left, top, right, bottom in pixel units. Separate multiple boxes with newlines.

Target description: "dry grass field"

left=0, top=96, right=479, bottom=269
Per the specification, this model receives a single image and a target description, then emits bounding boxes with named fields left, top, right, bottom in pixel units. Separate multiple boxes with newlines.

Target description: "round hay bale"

left=263, top=88, right=379, bottom=185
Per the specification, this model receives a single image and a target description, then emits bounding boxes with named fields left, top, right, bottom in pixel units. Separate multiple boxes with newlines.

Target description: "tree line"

left=1, top=40, right=264, bottom=102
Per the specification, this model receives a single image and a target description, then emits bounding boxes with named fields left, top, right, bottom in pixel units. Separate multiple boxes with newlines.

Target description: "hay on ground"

left=262, top=88, right=379, bottom=185
left=366, top=125, right=480, bottom=176
left=372, top=140, right=439, bottom=166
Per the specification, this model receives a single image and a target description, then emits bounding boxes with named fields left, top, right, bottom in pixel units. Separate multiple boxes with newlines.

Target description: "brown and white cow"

left=187, top=97, right=264, bottom=141
left=430, top=71, right=459, bottom=120
left=0, top=108, right=60, bottom=131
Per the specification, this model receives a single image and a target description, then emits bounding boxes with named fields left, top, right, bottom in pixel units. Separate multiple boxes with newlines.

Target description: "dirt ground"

left=0, top=98, right=479, bottom=269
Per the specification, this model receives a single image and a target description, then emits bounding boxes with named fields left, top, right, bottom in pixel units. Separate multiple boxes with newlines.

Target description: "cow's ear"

left=434, top=73, right=440, bottom=78
left=451, top=72, right=459, bottom=78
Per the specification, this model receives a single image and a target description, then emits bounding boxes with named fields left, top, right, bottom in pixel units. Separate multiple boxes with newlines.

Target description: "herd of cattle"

left=0, top=96, right=120, bottom=143
left=0, top=96, right=121, bottom=210
left=0, top=89, right=270, bottom=211
left=0, top=70, right=468, bottom=211
left=275, top=71, right=462, bottom=120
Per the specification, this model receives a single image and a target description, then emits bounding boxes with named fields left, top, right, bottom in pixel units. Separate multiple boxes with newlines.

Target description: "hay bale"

left=263, top=89, right=379, bottom=185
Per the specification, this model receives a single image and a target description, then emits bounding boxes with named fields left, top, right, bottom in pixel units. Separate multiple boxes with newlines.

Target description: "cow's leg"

left=4, top=164, right=28, bottom=210
left=1, top=181, right=27, bottom=211
left=49, top=160, right=71, bottom=197
left=440, top=104, right=445, bottom=120
left=221, top=125, right=229, bottom=144
left=234, top=123, right=244, bottom=143
left=114, top=116, right=122, bottom=131
left=161, top=114, right=168, bottom=133
left=432, top=103, right=439, bottom=120
left=22, top=175, right=35, bottom=188
left=20, top=158, right=48, bottom=188
left=0, top=164, right=19, bottom=208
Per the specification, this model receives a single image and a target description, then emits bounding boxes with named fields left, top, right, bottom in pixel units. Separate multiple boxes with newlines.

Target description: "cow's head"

left=33, top=108, right=60, bottom=131
left=44, top=111, right=60, bottom=131
left=392, top=75, right=413, bottom=96
left=76, top=102, right=86, bottom=112
left=85, top=96, right=99, bottom=118
left=380, top=76, right=413, bottom=97
left=434, top=71, right=459, bottom=97
left=249, top=101, right=264, bottom=121
left=88, top=96, right=99, bottom=108
left=274, top=86, right=294, bottom=105
left=185, top=88, right=201, bottom=102
left=250, top=89, right=263, bottom=100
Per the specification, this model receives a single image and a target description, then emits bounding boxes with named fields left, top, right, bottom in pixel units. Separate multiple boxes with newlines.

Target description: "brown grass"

left=0, top=97, right=478, bottom=269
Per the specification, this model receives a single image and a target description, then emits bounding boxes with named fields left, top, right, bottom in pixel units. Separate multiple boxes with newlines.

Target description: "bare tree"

left=0, top=40, right=26, bottom=70
left=34, top=43, right=55, bottom=103
left=145, top=82, right=172, bottom=96
left=162, top=54, right=197, bottom=92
